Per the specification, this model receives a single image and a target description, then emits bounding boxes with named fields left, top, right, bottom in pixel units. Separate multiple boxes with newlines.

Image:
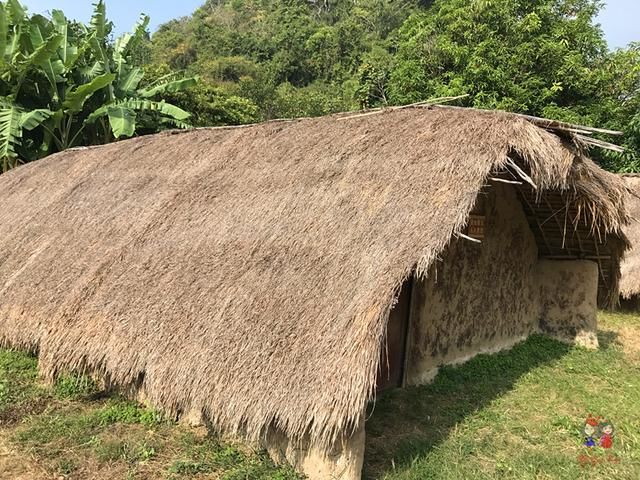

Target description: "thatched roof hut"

left=620, top=174, right=640, bottom=301
left=0, top=106, right=628, bottom=479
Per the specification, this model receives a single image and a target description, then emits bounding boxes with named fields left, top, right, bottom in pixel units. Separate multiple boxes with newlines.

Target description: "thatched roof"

left=620, top=174, right=640, bottom=299
left=0, top=106, right=628, bottom=449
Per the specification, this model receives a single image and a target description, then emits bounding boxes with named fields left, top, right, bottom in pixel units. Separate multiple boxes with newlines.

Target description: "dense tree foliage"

left=147, top=0, right=639, bottom=172
left=0, top=0, right=194, bottom=172
left=148, top=0, right=421, bottom=120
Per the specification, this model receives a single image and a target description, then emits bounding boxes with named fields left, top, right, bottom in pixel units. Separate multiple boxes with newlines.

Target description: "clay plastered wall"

left=537, top=259, right=599, bottom=349
left=406, top=183, right=540, bottom=385
left=265, top=423, right=365, bottom=480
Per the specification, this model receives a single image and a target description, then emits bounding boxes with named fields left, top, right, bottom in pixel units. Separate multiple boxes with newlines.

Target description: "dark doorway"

left=619, top=295, right=640, bottom=311
left=376, top=277, right=413, bottom=392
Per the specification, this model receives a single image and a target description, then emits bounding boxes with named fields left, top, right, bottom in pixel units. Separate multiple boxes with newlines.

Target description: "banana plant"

left=0, top=1, right=64, bottom=170
left=0, top=0, right=196, bottom=172
left=0, top=104, right=52, bottom=171
left=83, top=8, right=196, bottom=141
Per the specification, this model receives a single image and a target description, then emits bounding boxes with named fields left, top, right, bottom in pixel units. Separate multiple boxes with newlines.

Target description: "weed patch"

left=0, top=349, right=47, bottom=425
left=53, top=374, right=99, bottom=400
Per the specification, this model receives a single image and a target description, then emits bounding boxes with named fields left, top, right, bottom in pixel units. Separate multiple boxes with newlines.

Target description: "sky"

left=596, top=0, right=639, bottom=49
left=21, top=0, right=204, bottom=34
left=19, top=0, right=640, bottom=49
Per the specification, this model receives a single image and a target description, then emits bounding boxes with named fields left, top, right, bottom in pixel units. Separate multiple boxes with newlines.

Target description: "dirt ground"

left=0, top=434, right=47, bottom=479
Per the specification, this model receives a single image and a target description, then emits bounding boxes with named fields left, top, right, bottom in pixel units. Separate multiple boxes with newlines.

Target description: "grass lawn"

left=0, top=311, right=639, bottom=479
left=365, top=311, right=640, bottom=479
left=0, top=357, right=300, bottom=479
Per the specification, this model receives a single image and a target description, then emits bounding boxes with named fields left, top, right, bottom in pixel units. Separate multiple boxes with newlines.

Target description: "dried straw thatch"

left=0, top=106, right=628, bottom=450
left=620, top=174, right=640, bottom=299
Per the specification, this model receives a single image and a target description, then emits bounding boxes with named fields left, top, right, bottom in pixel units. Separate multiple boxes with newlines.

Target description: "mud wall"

left=537, top=259, right=599, bottom=349
left=405, top=183, right=540, bottom=385
left=264, top=422, right=365, bottom=480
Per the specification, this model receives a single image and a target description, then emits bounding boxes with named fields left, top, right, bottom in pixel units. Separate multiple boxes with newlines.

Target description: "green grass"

left=7, top=397, right=299, bottom=478
left=166, top=433, right=299, bottom=480
left=365, top=311, right=640, bottom=479
left=0, top=349, right=47, bottom=423
left=0, top=311, right=639, bottom=479
left=53, top=373, right=99, bottom=400
left=0, top=351, right=299, bottom=479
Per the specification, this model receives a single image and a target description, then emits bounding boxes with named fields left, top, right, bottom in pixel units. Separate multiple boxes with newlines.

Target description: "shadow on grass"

left=362, top=334, right=573, bottom=479
left=597, top=329, right=620, bottom=350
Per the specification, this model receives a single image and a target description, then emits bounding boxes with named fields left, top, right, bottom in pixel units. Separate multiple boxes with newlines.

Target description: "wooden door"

left=376, top=278, right=413, bottom=392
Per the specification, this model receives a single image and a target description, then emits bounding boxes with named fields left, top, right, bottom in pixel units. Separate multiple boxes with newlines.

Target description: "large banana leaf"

left=87, top=35, right=110, bottom=76
left=29, top=14, right=54, bottom=37
left=51, top=10, right=69, bottom=64
left=0, top=104, right=22, bottom=159
left=28, top=24, right=64, bottom=94
left=6, top=0, right=25, bottom=24
left=114, top=14, right=149, bottom=70
left=133, top=99, right=191, bottom=121
left=89, top=1, right=107, bottom=41
left=86, top=98, right=191, bottom=138
left=117, top=65, right=144, bottom=96
left=63, top=72, right=115, bottom=112
left=106, top=105, right=136, bottom=138
left=88, top=98, right=191, bottom=122
left=20, top=108, right=53, bottom=130
left=19, top=31, right=63, bottom=74
left=0, top=104, right=51, bottom=162
left=81, top=57, right=107, bottom=81
left=139, top=77, right=197, bottom=98
left=51, top=11, right=89, bottom=72
left=86, top=2, right=111, bottom=80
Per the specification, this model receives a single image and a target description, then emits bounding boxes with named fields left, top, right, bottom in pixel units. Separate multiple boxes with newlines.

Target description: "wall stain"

left=405, top=183, right=599, bottom=385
